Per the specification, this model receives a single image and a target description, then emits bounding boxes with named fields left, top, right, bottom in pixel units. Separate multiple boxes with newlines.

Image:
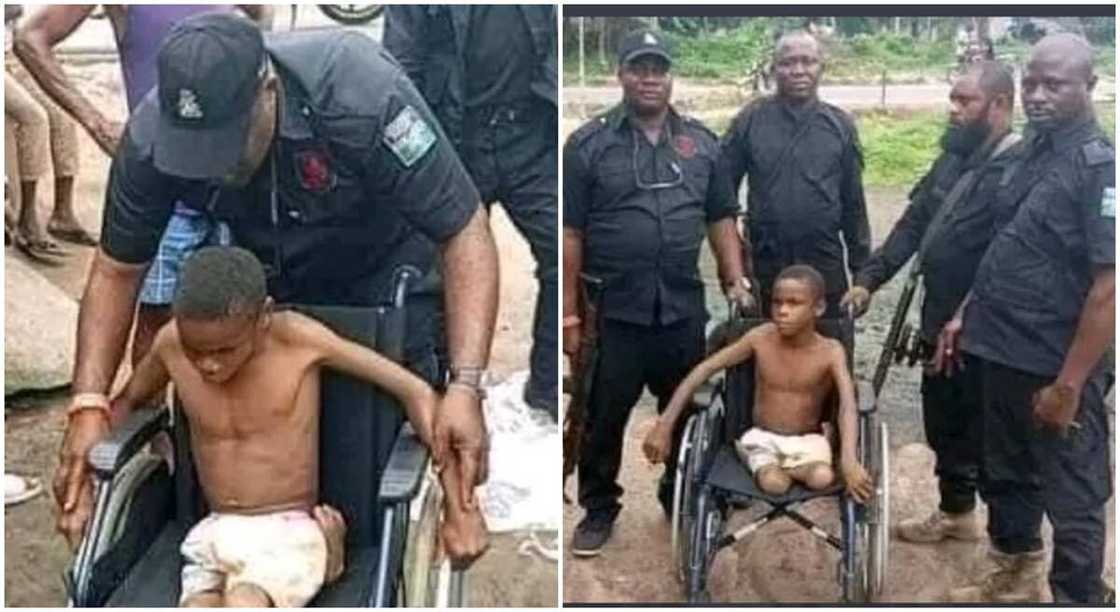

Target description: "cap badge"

left=644, top=33, right=657, bottom=45
left=177, top=89, right=203, bottom=120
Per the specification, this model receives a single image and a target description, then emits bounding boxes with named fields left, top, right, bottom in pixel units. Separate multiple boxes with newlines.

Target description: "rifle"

left=562, top=274, right=604, bottom=502
left=871, top=270, right=919, bottom=397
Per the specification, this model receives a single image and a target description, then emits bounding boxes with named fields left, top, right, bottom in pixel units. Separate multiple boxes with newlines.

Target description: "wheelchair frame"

left=671, top=315, right=890, bottom=603
left=67, top=268, right=463, bottom=607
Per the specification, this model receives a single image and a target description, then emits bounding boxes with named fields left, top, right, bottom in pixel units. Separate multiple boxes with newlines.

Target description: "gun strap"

left=913, top=131, right=1019, bottom=276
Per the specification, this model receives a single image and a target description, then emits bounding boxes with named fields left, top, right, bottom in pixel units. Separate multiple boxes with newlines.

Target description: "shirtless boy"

left=60, top=246, right=487, bottom=607
left=644, top=265, right=874, bottom=502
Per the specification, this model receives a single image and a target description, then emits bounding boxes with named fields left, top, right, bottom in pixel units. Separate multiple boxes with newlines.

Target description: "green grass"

left=857, top=111, right=945, bottom=187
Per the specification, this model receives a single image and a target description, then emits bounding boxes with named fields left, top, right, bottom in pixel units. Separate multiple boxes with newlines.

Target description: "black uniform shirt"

left=963, top=119, right=1115, bottom=378
left=720, top=96, right=870, bottom=295
left=464, top=5, right=534, bottom=108
left=101, top=30, right=480, bottom=307
left=564, top=104, right=737, bottom=326
left=856, top=135, right=1022, bottom=342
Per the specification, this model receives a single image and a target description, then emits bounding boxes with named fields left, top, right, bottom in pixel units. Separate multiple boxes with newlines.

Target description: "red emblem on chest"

left=674, top=135, right=697, bottom=159
left=295, top=149, right=334, bottom=193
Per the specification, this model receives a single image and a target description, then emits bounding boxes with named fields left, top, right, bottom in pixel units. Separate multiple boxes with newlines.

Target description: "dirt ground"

left=4, top=50, right=556, bottom=606
left=560, top=183, right=1116, bottom=604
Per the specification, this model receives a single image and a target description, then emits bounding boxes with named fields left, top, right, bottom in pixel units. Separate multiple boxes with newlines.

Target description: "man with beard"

left=940, top=34, right=1114, bottom=604
left=840, top=61, right=1018, bottom=543
left=563, top=30, right=748, bottom=556
left=720, top=31, right=870, bottom=317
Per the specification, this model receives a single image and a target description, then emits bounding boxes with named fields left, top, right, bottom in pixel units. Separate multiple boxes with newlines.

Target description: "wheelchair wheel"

left=865, top=422, right=890, bottom=600
left=671, top=413, right=700, bottom=583
left=687, top=485, right=721, bottom=603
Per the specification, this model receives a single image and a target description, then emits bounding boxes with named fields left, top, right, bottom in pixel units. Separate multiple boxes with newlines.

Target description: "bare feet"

left=313, top=504, right=347, bottom=583
left=47, top=218, right=98, bottom=246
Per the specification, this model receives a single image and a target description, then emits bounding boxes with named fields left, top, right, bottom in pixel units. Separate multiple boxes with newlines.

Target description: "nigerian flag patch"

left=383, top=105, right=436, bottom=168
left=1102, top=187, right=1115, bottom=219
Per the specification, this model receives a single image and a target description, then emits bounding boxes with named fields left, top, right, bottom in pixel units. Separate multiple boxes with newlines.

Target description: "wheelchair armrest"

left=857, top=381, right=877, bottom=414
left=88, top=407, right=169, bottom=479
left=377, top=423, right=430, bottom=503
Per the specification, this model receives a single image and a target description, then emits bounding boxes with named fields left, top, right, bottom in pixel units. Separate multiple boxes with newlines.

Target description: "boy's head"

left=770, top=265, right=826, bottom=335
left=173, top=246, right=271, bottom=383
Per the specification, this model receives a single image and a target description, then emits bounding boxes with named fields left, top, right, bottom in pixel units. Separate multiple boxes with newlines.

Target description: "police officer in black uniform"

left=841, top=61, right=1020, bottom=544
left=53, top=13, right=499, bottom=549
left=720, top=31, right=870, bottom=316
left=563, top=31, right=748, bottom=556
left=940, top=34, right=1114, bottom=604
left=384, top=5, right=559, bottom=418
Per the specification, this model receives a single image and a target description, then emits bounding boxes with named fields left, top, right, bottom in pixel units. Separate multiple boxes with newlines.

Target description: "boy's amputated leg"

left=788, top=462, right=835, bottom=490
left=755, top=465, right=792, bottom=495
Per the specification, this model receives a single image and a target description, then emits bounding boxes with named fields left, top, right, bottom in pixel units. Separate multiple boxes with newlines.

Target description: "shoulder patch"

left=1101, top=187, right=1115, bottom=219
left=1082, top=139, right=1114, bottom=167
left=568, top=115, right=608, bottom=148
left=382, top=105, right=436, bottom=168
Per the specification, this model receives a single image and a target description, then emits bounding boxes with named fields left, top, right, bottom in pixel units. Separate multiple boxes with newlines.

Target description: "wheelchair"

left=671, top=313, right=890, bottom=603
left=66, top=270, right=464, bottom=607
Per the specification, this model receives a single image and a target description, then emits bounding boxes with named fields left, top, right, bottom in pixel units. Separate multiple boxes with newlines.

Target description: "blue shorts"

left=139, top=208, right=230, bottom=306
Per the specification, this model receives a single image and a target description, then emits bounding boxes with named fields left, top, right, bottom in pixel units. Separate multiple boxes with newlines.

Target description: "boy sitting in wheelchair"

left=644, top=265, right=873, bottom=502
left=59, top=246, right=487, bottom=607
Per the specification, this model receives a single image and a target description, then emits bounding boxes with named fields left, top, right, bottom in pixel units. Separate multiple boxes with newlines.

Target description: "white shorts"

left=180, top=510, right=327, bottom=607
left=735, top=427, right=832, bottom=473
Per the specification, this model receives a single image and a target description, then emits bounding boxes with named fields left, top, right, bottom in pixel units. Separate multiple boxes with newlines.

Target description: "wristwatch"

left=448, top=365, right=487, bottom=399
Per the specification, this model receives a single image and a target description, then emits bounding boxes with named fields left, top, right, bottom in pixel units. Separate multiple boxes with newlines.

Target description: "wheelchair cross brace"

left=715, top=502, right=843, bottom=552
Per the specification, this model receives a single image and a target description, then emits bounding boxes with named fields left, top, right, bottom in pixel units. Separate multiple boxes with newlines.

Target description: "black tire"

left=318, top=4, right=384, bottom=25
left=687, top=486, right=718, bottom=603
left=672, top=414, right=700, bottom=583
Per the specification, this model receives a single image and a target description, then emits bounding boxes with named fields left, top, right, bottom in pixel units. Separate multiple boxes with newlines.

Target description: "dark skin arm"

left=54, top=310, right=166, bottom=550
left=562, top=228, right=583, bottom=357
left=1034, top=267, right=1115, bottom=434
left=16, top=5, right=272, bottom=157
left=434, top=206, right=499, bottom=509
left=438, top=453, right=490, bottom=570
left=831, top=342, right=873, bottom=502
left=707, top=217, right=750, bottom=308
left=643, top=329, right=757, bottom=464
left=13, top=5, right=120, bottom=155
left=53, top=251, right=146, bottom=548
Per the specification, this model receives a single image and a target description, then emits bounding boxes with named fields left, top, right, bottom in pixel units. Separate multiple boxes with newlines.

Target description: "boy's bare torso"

left=751, top=325, right=838, bottom=435
left=161, top=314, right=321, bottom=515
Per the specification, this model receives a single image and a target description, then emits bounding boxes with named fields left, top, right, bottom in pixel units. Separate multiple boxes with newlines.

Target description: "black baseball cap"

left=617, top=30, right=672, bottom=67
left=154, top=13, right=266, bottom=180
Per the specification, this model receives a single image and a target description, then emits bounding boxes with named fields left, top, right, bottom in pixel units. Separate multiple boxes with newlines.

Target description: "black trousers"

left=921, top=353, right=982, bottom=513
left=977, top=357, right=1112, bottom=603
left=463, top=103, right=558, bottom=413
left=578, top=316, right=706, bottom=517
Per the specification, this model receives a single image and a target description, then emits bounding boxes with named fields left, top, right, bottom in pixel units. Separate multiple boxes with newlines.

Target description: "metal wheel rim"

left=869, top=423, right=890, bottom=598
left=672, top=414, right=698, bottom=582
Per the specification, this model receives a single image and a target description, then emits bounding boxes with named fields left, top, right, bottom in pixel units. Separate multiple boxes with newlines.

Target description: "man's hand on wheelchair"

left=313, top=504, right=348, bottom=584
left=839, top=286, right=871, bottom=318
left=724, top=278, right=757, bottom=316
left=840, top=459, right=874, bottom=504
left=642, top=419, right=673, bottom=465
left=433, top=387, right=489, bottom=511
left=53, top=410, right=110, bottom=550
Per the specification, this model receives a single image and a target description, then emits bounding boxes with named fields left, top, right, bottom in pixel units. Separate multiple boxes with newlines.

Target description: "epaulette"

left=567, top=114, right=609, bottom=148
left=1082, top=138, right=1114, bottom=167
